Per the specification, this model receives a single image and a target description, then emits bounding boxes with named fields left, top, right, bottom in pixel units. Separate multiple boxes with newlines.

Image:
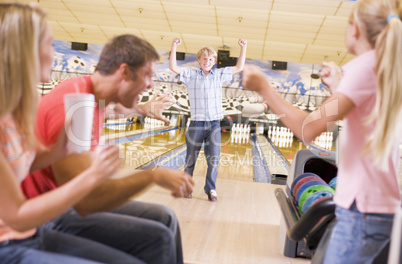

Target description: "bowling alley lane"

left=250, top=124, right=338, bottom=185
left=109, top=124, right=256, bottom=182
left=103, top=119, right=257, bottom=183
left=191, top=131, right=255, bottom=182
left=101, top=118, right=174, bottom=142
left=119, top=127, right=186, bottom=170
left=100, top=119, right=186, bottom=172
left=102, top=117, right=339, bottom=188
left=266, top=125, right=337, bottom=165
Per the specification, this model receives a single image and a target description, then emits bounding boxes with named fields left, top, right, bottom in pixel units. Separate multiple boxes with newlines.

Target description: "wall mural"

left=41, top=40, right=331, bottom=124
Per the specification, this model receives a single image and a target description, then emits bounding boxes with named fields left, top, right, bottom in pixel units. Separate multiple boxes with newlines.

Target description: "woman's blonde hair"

left=0, top=3, right=47, bottom=147
left=352, top=0, right=402, bottom=170
left=197, top=47, right=217, bottom=62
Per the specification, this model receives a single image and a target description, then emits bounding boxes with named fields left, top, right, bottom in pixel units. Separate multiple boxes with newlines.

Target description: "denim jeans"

left=0, top=226, right=138, bottom=264
left=322, top=203, right=394, bottom=264
left=48, top=201, right=183, bottom=264
left=184, top=120, right=221, bottom=193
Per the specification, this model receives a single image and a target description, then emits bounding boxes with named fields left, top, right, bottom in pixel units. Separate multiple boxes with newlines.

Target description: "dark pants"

left=0, top=226, right=138, bottom=264
left=184, top=120, right=221, bottom=193
left=49, top=201, right=184, bottom=264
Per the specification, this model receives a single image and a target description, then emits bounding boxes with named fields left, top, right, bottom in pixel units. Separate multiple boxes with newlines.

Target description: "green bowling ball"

left=298, top=185, right=335, bottom=214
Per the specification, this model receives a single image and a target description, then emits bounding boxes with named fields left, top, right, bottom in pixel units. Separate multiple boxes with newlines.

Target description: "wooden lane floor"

left=118, top=127, right=186, bottom=169
left=270, top=136, right=336, bottom=165
left=101, top=122, right=175, bottom=142
left=194, top=132, right=255, bottom=182
left=132, top=131, right=310, bottom=264
left=101, top=123, right=187, bottom=178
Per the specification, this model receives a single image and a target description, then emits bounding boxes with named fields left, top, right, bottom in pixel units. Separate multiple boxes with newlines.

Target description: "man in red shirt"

left=21, top=34, right=194, bottom=264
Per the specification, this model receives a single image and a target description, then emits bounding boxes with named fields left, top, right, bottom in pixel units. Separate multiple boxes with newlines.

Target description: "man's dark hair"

left=95, top=34, right=159, bottom=76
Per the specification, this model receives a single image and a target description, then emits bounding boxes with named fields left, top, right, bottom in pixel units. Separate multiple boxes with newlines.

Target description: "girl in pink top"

left=0, top=3, right=138, bottom=264
left=242, top=0, right=401, bottom=262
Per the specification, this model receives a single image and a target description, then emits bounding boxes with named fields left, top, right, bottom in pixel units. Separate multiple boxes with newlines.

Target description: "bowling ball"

left=311, top=196, right=333, bottom=208
left=301, top=191, right=334, bottom=215
left=329, top=177, right=337, bottom=190
left=292, top=176, right=315, bottom=199
left=292, top=175, right=325, bottom=200
left=290, top=172, right=320, bottom=197
left=295, top=180, right=326, bottom=204
left=298, top=185, right=335, bottom=213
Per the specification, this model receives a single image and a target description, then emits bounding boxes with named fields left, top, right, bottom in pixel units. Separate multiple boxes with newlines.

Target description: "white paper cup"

left=64, top=93, right=95, bottom=153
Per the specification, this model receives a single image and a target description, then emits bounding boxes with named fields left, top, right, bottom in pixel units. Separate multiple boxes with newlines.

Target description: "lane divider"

left=250, top=134, right=271, bottom=183
left=103, top=122, right=134, bottom=127
left=140, top=144, right=187, bottom=170
left=114, top=127, right=179, bottom=144
left=264, top=135, right=291, bottom=172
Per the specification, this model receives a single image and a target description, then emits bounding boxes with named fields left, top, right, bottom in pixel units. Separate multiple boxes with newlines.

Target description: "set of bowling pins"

left=312, top=132, right=334, bottom=150
left=144, top=116, right=169, bottom=129
left=268, top=126, right=294, bottom=148
left=231, top=123, right=251, bottom=144
left=105, top=118, right=129, bottom=131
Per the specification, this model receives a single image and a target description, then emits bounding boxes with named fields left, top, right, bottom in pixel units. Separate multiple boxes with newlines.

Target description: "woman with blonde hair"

left=242, top=0, right=401, bottom=262
left=0, top=3, right=137, bottom=263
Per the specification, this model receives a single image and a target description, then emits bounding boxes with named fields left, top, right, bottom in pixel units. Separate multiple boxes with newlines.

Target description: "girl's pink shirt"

left=334, top=50, right=401, bottom=213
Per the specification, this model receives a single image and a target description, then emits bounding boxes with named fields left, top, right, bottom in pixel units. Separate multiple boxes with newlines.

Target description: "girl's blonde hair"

left=197, top=47, right=217, bottom=62
left=352, top=0, right=402, bottom=170
left=0, top=3, right=47, bottom=147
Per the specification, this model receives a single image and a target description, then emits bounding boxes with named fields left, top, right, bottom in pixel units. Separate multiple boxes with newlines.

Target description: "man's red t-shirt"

left=21, top=76, right=105, bottom=198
